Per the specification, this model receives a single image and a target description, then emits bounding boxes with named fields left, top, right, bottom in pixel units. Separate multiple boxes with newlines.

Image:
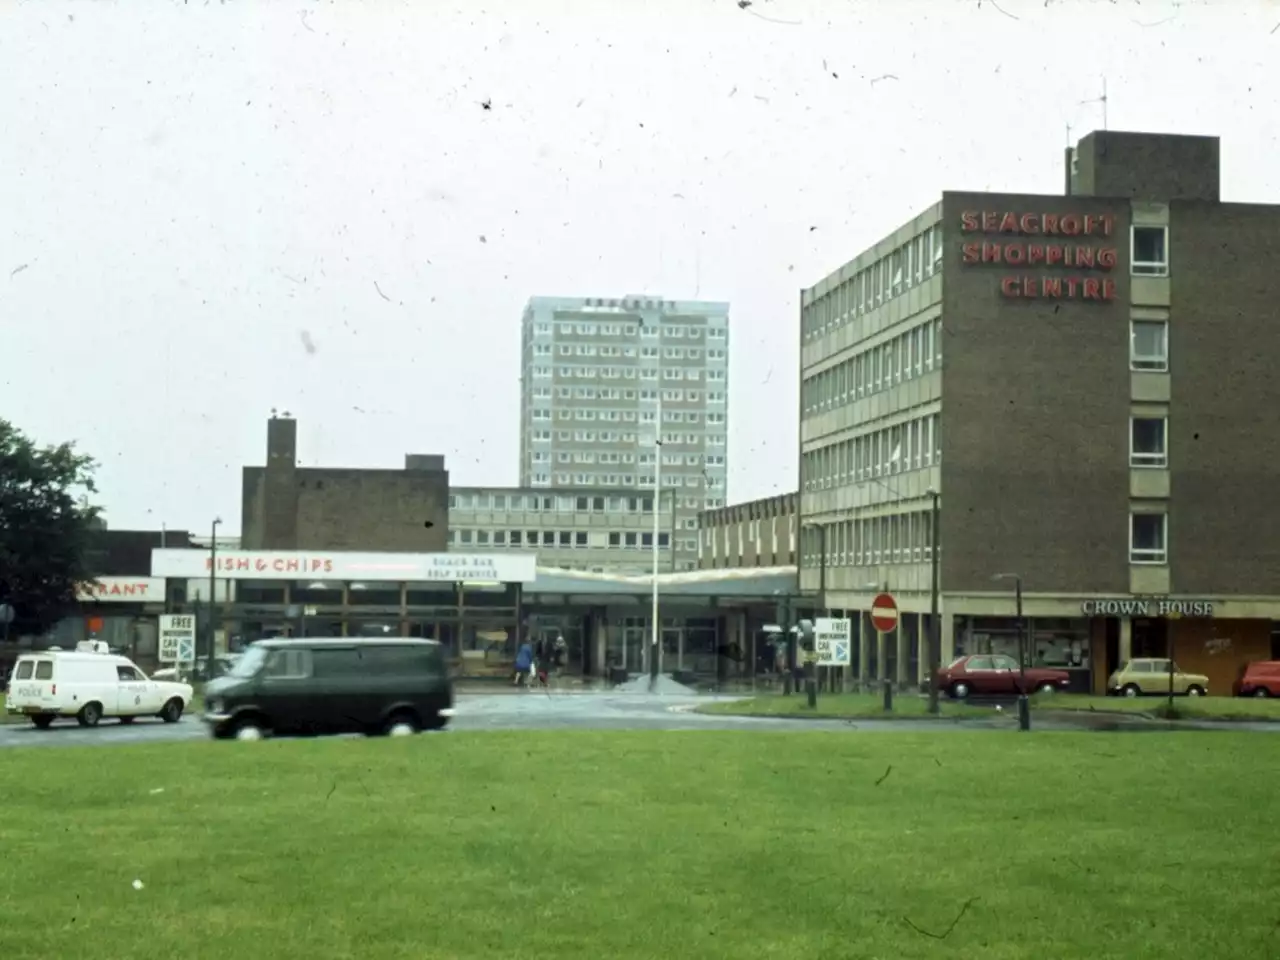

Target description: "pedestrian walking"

left=513, top=639, right=534, bottom=687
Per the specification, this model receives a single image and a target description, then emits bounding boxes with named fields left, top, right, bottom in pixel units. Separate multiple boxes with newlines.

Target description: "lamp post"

left=927, top=488, right=941, bottom=715
left=649, top=398, right=662, bottom=691
left=992, top=572, right=1030, bottom=731
left=208, top=517, right=222, bottom=668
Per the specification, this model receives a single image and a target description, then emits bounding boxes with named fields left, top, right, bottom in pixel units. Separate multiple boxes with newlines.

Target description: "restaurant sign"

left=151, top=549, right=538, bottom=583
left=77, top=577, right=167, bottom=604
left=1080, top=598, right=1215, bottom=618
left=960, top=209, right=1119, bottom=302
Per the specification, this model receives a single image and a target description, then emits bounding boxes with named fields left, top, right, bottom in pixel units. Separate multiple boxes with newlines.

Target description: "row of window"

left=531, top=343, right=727, bottom=361
left=802, top=413, right=942, bottom=491
left=449, top=492, right=658, bottom=512
left=799, top=511, right=937, bottom=567
left=530, top=366, right=727, bottom=382
left=527, top=386, right=728, bottom=403
left=525, top=471, right=725, bottom=494
left=448, top=528, right=674, bottom=549
left=528, top=451, right=726, bottom=467
left=531, top=320, right=727, bottom=339
left=530, top=409, right=726, bottom=424
left=803, top=223, right=945, bottom=341
left=802, top=317, right=943, bottom=416
left=527, top=429, right=726, bottom=446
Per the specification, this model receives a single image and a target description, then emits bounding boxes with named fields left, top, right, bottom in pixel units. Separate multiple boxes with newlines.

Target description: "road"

left=3, top=691, right=1277, bottom=748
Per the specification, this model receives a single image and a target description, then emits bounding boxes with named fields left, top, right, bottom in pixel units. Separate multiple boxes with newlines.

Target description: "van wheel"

left=160, top=698, right=184, bottom=723
left=31, top=715, right=54, bottom=730
left=77, top=702, right=103, bottom=728
left=234, top=721, right=265, bottom=741
left=384, top=712, right=420, bottom=737
left=1254, top=688, right=1271, bottom=698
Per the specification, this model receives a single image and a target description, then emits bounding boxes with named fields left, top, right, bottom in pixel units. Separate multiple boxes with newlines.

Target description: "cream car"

left=1108, top=658, right=1209, bottom=697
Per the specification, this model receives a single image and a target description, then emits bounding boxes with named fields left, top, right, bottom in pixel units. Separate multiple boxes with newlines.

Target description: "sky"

left=3, top=0, right=1277, bottom=534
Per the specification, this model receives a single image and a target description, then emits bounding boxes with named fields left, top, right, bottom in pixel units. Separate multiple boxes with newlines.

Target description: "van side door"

left=261, top=648, right=314, bottom=734
left=115, top=664, right=151, bottom=716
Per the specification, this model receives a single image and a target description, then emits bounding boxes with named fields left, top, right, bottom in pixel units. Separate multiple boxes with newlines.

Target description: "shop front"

left=150, top=548, right=537, bottom=678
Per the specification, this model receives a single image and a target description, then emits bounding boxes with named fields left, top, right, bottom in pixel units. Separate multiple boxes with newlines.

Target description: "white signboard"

left=158, top=614, right=197, bottom=664
left=78, top=577, right=166, bottom=604
left=815, top=617, right=852, bottom=666
left=151, top=549, right=538, bottom=583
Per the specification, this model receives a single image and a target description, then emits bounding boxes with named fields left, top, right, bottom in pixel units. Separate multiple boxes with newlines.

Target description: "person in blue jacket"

left=513, top=640, right=534, bottom=687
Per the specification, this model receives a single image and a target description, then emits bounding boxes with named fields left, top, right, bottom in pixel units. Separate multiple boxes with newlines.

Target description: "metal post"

left=1166, top=629, right=1175, bottom=715
left=783, top=598, right=795, bottom=695
left=1016, top=576, right=1031, bottom=731
left=650, top=398, right=662, bottom=690
left=928, top=489, right=941, bottom=714
left=805, top=525, right=824, bottom=708
left=208, top=518, right=221, bottom=668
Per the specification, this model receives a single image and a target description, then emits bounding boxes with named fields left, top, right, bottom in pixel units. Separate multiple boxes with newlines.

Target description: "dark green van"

left=201, top=639, right=453, bottom=741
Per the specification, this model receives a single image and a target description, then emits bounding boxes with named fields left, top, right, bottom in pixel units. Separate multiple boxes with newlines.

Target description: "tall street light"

left=992, top=572, right=1031, bottom=731
left=649, top=397, right=663, bottom=691
left=208, top=517, right=222, bottom=667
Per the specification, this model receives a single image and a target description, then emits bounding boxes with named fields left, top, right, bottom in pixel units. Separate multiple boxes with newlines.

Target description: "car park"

left=201, top=638, right=453, bottom=741
left=4, top=648, right=194, bottom=728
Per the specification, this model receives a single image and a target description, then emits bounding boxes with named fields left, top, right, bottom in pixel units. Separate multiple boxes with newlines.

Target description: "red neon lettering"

left=1060, top=214, right=1083, bottom=235
left=1027, top=244, right=1045, bottom=266
left=981, top=242, right=1002, bottom=263
left=961, top=242, right=981, bottom=264
left=1097, top=247, right=1118, bottom=269
left=1074, top=247, right=1095, bottom=269
left=1042, top=213, right=1060, bottom=235
left=1019, top=213, right=1040, bottom=234
left=1045, top=246, right=1064, bottom=266
left=982, top=212, right=1000, bottom=232
left=1000, top=277, right=1020, bottom=297
left=1042, top=277, right=1062, bottom=297
left=998, top=212, right=1019, bottom=233
left=1082, top=278, right=1101, bottom=300
left=1102, top=278, right=1117, bottom=300
left=960, top=211, right=980, bottom=232
left=1005, top=244, right=1025, bottom=265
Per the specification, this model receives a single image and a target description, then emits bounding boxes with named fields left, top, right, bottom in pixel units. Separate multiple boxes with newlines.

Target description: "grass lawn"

left=697, top=691, right=1280, bottom=723
left=696, top=691, right=990, bottom=720
left=2, top=733, right=1277, bottom=959
left=1032, top=693, right=1280, bottom=721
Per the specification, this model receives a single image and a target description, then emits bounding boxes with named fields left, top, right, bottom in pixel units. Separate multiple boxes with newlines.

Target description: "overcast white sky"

left=3, top=0, right=1277, bottom=533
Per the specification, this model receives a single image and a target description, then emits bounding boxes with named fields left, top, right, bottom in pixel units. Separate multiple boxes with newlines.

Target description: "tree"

left=0, top=419, right=101, bottom=636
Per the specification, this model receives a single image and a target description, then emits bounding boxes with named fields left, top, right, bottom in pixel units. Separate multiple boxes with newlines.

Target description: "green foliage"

left=0, top=419, right=101, bottom=634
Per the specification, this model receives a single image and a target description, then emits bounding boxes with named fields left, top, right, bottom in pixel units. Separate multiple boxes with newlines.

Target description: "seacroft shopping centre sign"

left=960, top=210, right=1119, bottom=302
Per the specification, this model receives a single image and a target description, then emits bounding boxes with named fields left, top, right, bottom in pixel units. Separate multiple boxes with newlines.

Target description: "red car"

left=934, top=654, right=1071, bottom=699
left=1233, top=661, right=1280, bottom=698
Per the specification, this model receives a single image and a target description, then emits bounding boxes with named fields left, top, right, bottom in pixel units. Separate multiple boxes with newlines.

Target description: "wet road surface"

left=2, top=691, right=1276, bottom=748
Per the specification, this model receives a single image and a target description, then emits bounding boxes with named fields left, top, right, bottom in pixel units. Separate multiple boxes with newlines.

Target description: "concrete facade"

left=241, top=416, right=450, bottom=553
left=796, top=129, right=1280, bottom=692
left=447, top=486, right=675, bottom=574
left=518, top=294, right=731, bottom=571
left=697, top=492, right=798, bottom=570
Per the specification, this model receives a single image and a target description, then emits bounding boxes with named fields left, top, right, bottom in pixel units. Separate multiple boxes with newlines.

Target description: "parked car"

left=202, top=638, right=453, bottom=741
left=933, top=654, right=1071, bottom=699
left=152, top=655, right=239, bottom=683
left=1233, top=661, right=1280, bottom=698
left=1107, top=658, right=1208, bottom=697
left=4, top=649, right=193, bottom=728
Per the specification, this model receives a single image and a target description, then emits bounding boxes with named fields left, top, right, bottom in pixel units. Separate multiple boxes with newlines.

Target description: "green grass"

left=696, top=691, right=989, bottom=720
left=2, top=732, right=1276, bottom=959
left=696, top=691, right=1280, bottom=723
left=1032, top=693, right=1280, bottom=721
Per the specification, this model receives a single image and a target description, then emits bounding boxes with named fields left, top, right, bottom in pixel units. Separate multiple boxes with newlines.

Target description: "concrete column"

left=594, top=616, right=607, bottom=678
left=1119, top=617, right=1132, bottom=664
left=940, top=612, right=956, bottom=664
left=916, top=612, right=928, bottom=687
left=858, top=613, right=871, bottom=689
left=896, top=624, right=909, bottom=688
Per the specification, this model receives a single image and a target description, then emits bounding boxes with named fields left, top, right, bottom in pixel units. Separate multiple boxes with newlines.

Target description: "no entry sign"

left=870, top=593, right=899, bottom=633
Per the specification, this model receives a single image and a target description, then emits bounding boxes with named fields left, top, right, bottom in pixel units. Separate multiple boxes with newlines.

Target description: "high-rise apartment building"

left=519, top=294, right=731, bottom=571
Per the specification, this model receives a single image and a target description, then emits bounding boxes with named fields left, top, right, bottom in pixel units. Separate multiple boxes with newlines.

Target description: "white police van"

left=4, top=643, right=194, bottom=729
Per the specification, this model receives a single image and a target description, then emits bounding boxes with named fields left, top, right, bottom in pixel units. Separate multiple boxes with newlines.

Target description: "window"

left=1131, top=226, right=1169, bottom=277
left=33, top=660, right=52, bottom=680
left=1130, top=320, right=1168, bottom=372
left=1130, top=417, right=1168, bottom=468
left=266, top=649, right=311, bottom=679
left=1130, top=512, right=1167, bottom=564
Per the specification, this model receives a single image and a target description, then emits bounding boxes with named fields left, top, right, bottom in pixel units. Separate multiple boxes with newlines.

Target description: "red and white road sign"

left=870, top=593, right=899, bottom=633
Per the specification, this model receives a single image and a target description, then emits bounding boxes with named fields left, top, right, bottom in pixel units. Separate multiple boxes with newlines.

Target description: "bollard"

left=882, top=678, right=893, bottom=712
left=1017, top=693, right=1032, bottom=731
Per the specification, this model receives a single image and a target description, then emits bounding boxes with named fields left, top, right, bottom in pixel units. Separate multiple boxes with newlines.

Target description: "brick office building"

left=798, top=130, right=1280, bottom=695
left=241, top=414, right=450, bottom=552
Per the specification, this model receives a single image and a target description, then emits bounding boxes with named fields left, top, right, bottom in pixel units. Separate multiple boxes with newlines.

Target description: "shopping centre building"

left=793, top=128, right=1280, bottom=694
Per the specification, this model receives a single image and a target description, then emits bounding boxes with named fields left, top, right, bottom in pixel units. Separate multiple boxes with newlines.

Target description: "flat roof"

left=528, top=565, right=797, bottom=598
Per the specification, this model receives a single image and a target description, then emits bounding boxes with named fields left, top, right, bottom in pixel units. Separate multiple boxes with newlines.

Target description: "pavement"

left=3, top=690, right=1278, bottom=748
